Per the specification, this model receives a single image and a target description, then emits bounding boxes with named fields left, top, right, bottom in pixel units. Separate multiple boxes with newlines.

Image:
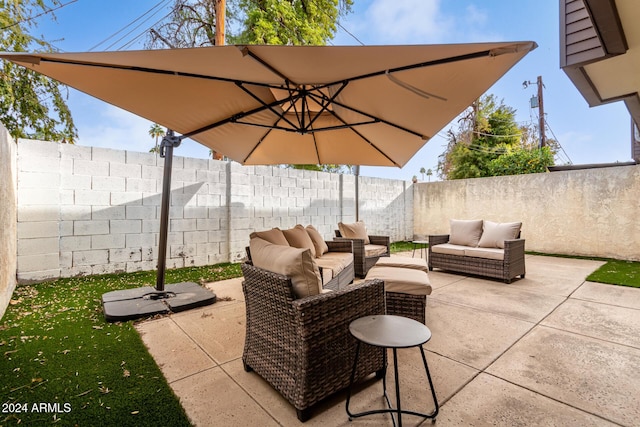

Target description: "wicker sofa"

left=334, top=221, right=390, bottom=278
left=248, top=225, right=355, bottom=291
left=428, top=219, right=526, bottom=284
left=241, top=262, right=385, bottom=421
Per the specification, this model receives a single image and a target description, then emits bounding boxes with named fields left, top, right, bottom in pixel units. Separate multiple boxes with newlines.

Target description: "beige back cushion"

left=478, top=220, right=522, bottom=249
left=449, top=219, right=484, bottom=247
left=305, top=225, right=329, bottom=257
left=249, top=228, right=289, bottom=246
left=249, top=237, right=322, bottom=299
left=282, top=224, right=316, bottom=258
left=338, top=221, right=370, bottom=244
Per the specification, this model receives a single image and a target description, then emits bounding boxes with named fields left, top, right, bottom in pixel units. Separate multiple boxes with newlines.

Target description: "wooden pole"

left=215, top=0, right=226, bottom=46
left=537, top=76, right=546, bottom=147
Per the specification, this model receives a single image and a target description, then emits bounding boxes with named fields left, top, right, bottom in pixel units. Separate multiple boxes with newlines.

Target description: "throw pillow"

left=249, top=237, right=322, bottom=298
left=249, top=228, right=289, bottom=246
left=449, top=219, right=484, bottom=247
left=282, top=224, right=316, bottom=258
left=305, top=225, right=329, bottom=257
left=478, top=220, right=522, bottom=249
left=338, top=221, right=370, bottom=244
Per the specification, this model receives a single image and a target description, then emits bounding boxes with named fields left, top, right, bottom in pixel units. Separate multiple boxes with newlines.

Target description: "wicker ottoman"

left=365, top=263, right=432, bottom=324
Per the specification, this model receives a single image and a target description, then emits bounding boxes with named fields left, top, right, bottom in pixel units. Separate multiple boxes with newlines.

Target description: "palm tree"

left=419, top=167, right=426, bottom=181
left=426, top=168, right=433, bottom=182
left=149, top=123, right=165, bottom=157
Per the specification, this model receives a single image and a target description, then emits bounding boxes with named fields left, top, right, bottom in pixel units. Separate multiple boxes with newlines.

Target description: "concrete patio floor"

left=135, top=253, right=640, bottom=426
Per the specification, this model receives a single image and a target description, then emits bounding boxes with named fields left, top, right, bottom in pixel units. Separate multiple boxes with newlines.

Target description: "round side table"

left=345, top=315, right=438, bottom=426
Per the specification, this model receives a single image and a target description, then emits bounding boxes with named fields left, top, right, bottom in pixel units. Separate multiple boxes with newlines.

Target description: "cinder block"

left=92, top=262, right=127, bottom=275
left=17, top=252, right=60, bottom=272
left=126, top=233, right=156, bottom=248
left=59, top=251, right=72, bottom=268
left=197, top=242, right=219, bottom=256
left=110, top=219, right=141, bottom=234
left=126, top=205, right=156, bottom=220
left=184, top=157, right=208, bottom=170
left=59, top=220, right=74, bottom=236
left=60, top=143, right=91, bottom=159
left=61, top=173, right=91, bottom=190
left=92, top=176, right=125, bottom=192
left=141, top=247, right=156, bottom=261
left=60, top=205, right=91, bottom=221
left=18, top=171, right=60, bottom=189
left=74, top=159, right=109, bottom=177
left=127, top=178, right=156, bottom=193
left=110, top=162, right=141, bottom=179
left=17, top=139, right=59, bottom=159
left=18, top=188, right=59, bottom=205
left=142, top=219, right=160, bottom=233
left=75, top=190, right=111, bottom=206
left=197, top=194, right=221, bottom=207
left=18, top=237, right=59, bottom=256
left=61, top=265, right=92, bottom=278
left=60, top=235, right=91, bottom=252
left=141, top=165, right=163, bottom=180
left=183, top=207, right=207, bottom=219
left=170, top=244, right=196, bottom=258
left=170, top=219, right=196, bottom=232
left=171, top=193, right=198, bottom=207
left=165, top=231, right=184, bottom=246
left=196, top=218, right=219, bottom=231
left=92, top=146, right=125, bottom=163
left=111, top=192, right=143, bottom=206
left=73, top=250, right=109, bottom=266
left=92, top=206, right=125, bottom=220
left=74, top=220, right=109, bottom=236
left=17, top=155, right=59, bottom=173
left=17, top=221, right=59, bottom=239
left=126, top=150, right=157, bottom=166
left=18, top=205, right=59, bottom=222
left=110, top=248, right=142, bottom=263
left=142, top=192, right=162, bottom=206
left=17, top=269, right=61, bottom=283
left=184, top=231, right=208, bottom=244
left=92, top=234, right=126, bottom=250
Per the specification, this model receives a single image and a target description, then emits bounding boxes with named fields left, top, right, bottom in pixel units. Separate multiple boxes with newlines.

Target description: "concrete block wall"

left=413, top=165, right=640, bottom=261
left=15, top=139, right=413, bottom=283
left=0, top=124, right=17, bottom=319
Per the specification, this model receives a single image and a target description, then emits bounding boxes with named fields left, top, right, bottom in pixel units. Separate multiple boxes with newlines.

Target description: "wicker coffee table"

left=345, top=315, right=438, bottom=425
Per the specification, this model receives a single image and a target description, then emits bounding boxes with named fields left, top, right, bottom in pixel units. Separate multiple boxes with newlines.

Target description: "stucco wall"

left=414, top=165, right=640, bottom=261
left=15, top=139, right=413, bottom=283
left=0, top=123, right=17, bottom=319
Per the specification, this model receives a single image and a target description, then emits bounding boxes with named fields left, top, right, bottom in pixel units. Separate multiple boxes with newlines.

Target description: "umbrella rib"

left=235, top=81, right=302, bottom=131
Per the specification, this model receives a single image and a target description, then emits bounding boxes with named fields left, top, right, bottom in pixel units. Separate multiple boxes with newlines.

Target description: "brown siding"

left=561, top=0, right=605, bottom=67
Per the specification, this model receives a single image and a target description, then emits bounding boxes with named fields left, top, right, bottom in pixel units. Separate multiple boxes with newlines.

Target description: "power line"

left=89, top=0, right=172, bottom=51
left=545, top=118, right=573, bottom=165
left=1, top=0, right=79, bottom=31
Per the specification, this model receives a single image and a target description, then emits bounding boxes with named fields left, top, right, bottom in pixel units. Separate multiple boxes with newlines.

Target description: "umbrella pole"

left=101, top=130, right=216, bottom=321
left=155, top=131, right=180, bottom=292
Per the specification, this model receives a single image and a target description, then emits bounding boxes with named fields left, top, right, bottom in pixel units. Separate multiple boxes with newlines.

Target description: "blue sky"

left=32, top=0, right=632, bottom=181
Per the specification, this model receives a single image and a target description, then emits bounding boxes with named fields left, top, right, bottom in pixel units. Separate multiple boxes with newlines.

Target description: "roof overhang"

left=560, top=0, right=640, bottom=126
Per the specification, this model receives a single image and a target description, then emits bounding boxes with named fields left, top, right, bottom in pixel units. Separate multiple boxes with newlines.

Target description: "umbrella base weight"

left=102, top=282, right=216, bottom=322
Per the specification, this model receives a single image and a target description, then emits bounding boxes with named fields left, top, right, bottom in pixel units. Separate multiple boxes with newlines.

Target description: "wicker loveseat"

left=334, top=221, right=390, bottom=278
left=241, top=262, right=385, bottom=421
left=428, top=219, right=526, bottom=284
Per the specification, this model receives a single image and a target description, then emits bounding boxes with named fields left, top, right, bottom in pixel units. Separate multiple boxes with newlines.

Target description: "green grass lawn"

left=586, top=259, right=640, bottom=288
left=1, top=263, right=241, bottom=426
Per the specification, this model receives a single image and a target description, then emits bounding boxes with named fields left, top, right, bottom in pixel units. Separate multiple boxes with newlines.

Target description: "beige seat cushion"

left=338, top=221, right=370, bottom=244
left=464, top=247, right=505, bottom=260
left=249, top=228, right=289, bottom=246
left=478, top=220, right=522, bottom=249
left=282, top=224, right=316, bottom=258
left=431, top=243, right=467, bottom=256
left=365, top=266, right=432, bottom=296
left=449, top=219, right=483, bottom=247
left=315, top=252, right=354, bottom=285
left=305, top=224, right=329, bottom=257
left=365, top=244, right=388, bottom=257
left=375, top=256, right=428, bottom=272
left=249, top=237, right=321, bottom=299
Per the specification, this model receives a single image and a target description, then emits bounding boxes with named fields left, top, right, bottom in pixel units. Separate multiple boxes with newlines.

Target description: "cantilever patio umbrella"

left=0, top=42, right=536, bottom=320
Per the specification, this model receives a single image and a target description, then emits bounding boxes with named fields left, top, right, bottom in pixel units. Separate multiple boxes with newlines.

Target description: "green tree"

left=437, top=94, right=555, bottom=180
left=0, top=0, right=76, bottom=142
left=426, top=168, right=433, bottom=182
left=149, top=123, right=165, bottom=155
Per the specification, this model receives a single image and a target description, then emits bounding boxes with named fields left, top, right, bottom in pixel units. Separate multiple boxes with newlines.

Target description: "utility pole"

left=537, top=76, right=546, bottom=148
left=214, top=0, right=225, bottom=46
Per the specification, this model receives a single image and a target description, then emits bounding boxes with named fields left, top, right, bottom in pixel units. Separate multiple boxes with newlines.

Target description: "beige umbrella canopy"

left=1, top=43, right=536, bottom=320
left=1, top=42, right=535, bottom=167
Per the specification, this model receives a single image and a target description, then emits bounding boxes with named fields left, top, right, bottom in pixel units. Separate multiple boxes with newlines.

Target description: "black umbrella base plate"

left=102, top=282, right=216, bottom=322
